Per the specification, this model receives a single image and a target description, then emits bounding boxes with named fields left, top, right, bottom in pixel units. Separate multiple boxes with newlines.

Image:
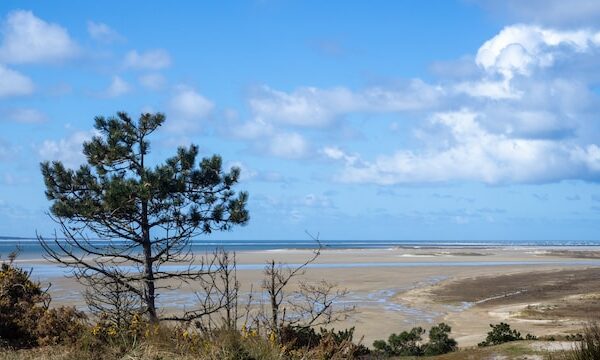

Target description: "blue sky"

left=2, top=0, right=600, bottom=241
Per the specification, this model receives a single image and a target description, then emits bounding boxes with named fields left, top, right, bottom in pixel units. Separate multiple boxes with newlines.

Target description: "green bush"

left=424, top=323, right=457, bottom=356
left=280, top=325, right=370, bottom=358
left=0, top=259, right=86, bottom=348
left=373, top=326, right=424, bottom=356
left=373, top=323, right=457, bottom=357
left=280, top=325, right=322, bottom=349
left=478, top=322, right=522, bottom=347
left=0, top=260, right=50, bottom=348
left=35, top=306, right=87, bottom=346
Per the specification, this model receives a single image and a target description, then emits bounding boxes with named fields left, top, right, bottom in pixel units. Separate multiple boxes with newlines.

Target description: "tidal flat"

left=19, top=245, right=600, bottom=347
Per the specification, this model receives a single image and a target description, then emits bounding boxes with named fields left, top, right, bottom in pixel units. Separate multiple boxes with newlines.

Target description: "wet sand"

left=19, top=246, right=600, bottom=347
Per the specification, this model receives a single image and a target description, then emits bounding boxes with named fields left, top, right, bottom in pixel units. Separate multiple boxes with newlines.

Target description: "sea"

left=3, top=237, right=600, bottom=282
left=2, top=238, right=600, bottom=260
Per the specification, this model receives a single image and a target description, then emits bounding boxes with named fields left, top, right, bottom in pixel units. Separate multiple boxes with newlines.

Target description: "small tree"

left=192, top=248, right=242, bottom=333
left=423, top=323, right=457, bottom=356
left=478, top=322, right=522, bottom=347
left=259, top=234, right=353, bottom=342
left=373, top=323, right=457, bottom=357
left=84, top=273, right=141, bottom=330
left=38, top=112, right=249, bottom=323
left=373, top=326, right=425, bottom=356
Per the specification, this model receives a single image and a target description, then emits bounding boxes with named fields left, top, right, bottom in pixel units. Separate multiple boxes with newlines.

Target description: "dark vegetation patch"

left=432, top=267, right=600, bottom=311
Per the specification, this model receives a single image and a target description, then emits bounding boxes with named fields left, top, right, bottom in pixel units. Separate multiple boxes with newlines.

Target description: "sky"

left=1, top=1, right=600, bottom=241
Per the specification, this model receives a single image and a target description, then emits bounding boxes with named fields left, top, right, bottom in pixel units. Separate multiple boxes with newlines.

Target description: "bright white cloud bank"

left=326, top=110, right=600, bottom=184
left=476, top=25, right=600, bottom=78
left=314, top=24, right=600, bottom=184
left=17, top=11, right=600, bottom=186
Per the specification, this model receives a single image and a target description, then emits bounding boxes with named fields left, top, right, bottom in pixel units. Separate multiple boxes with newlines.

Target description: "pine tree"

left=39, top=112, right=249, bottom=322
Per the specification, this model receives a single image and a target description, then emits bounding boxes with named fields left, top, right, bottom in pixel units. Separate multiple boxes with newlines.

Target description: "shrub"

left=478, top=322, right=522, bottom=347
left=280, top=325, right=322, bottom=350
left=35, top=306, right=87, bottom=346
left=567, top=333, right=584, bottom=341
left=423, top=323, right=457, bottom=356
left=373, top=323, right=458, bottom=357
left=525, top=333, right=538, bottom=340
left=0, top=259, right=86, bottom=348
left=280, top=325, right=370, bottom=358
left=373, top=326, right=425, bottom=356
left=0, top=259, right=50, bottom=348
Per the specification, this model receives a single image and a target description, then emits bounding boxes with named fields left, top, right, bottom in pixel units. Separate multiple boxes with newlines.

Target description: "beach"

left=16, top=245, right=600, bottom=348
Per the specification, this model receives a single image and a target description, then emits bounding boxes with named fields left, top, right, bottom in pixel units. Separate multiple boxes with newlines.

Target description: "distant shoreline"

left=4, top=237, right=600, bottom=252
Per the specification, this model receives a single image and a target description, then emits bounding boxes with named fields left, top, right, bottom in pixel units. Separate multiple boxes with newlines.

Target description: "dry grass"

left=0, top=344, right=200, bottom=360
left=0, top=340, right=560, bottom=360
left=0, top=333, right=285, bottom=360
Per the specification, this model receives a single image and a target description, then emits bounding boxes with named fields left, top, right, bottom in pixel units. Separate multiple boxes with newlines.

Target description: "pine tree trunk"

left=139, top=136, right=157, bottom=323
left=142, top=199, right=157, bottom=323
left=269, top=260, right=278, bottom=336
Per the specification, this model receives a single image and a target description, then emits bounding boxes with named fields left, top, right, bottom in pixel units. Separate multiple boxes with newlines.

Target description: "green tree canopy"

left=39, top=112, right=249, bottom=322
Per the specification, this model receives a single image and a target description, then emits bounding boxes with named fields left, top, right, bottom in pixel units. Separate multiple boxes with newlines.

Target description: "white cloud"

left=124, top=49, right=171, bottom=70
left=39, top=130, right=97, bottom=168
left=0, top=65, right=34, bottom=97
left=227, top=119, right=274, bottom=140
left=167, top=87, right=214, bottom=133
left=225, top=161, right=258, bottom=182
left=330, top=110, right=600, bottom=185
left=320, top=146, right=359, bottom=165
left=249, top=86, right=355, bottom=127
left=224, top=161, right=289, bottom=183
left=0, top=10, right=78, bottom=63
left=104, top=76, right=131, bottom=97
left=476, top=25, right=598, bottom=78
left=138, top=73, right=166, bottom=90
left=169, top=87, right=214, bottom=119
left=222, top=116, right=311, bottom=160
left=220, top=22, right=600, bottom=182
left=249, top=80, right=443, bottom=127
left=4, top=108, right=46, bottom=123
left=268, top=132, right=309, bottom=159
left=87, top=21, right=123, bottom=43
left=454, top=79, right=520, bottom=99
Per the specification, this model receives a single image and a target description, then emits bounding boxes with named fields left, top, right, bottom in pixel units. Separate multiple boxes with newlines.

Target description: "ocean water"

left=4, top=238, right=600, bottom=281
left=2, top=238, right=600, bottom=260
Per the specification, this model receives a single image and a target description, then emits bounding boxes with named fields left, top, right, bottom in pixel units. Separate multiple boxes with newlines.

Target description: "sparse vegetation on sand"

left=2, top=253, right=598, bottom=360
